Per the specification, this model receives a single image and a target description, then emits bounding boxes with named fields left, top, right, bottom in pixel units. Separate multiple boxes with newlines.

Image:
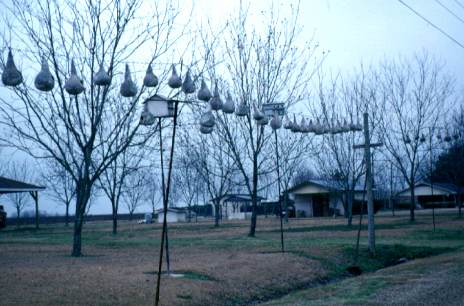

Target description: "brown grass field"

left=0, top=210, right=463, bottom=305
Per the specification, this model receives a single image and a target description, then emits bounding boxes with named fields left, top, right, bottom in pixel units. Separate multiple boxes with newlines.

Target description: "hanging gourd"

left=404, top=135, right=411, bottom=144
left=2, top=49, right=23, bottom=87
left=168, top=64, right=182, bottom=89
left=94, top=62, right=111, bottom=86
left=437, top=133, right=442, bottom=141
left=306, top=119, right=314, bottom=133
left=34, top=57, right=54, bottom=92
left=143, top=64, right=158, bottom=87
left=209, top=83, right=223, bottom=111
left=444, top=130, right=451, bottom=142
left=182, top=69, right=195, bottom=94
left=200, top=125, right=213, bottom=134
left=270, top=113, right=282, bottom=130
left=283, top=115, right=293, bottom=129
left=235, top=100, right=249, bottom=117
left=64, top=59, right=85, bottom=95
left=120, top=64, right=137, bottom=97
left=253, top=105, right=264, bottom=121
left=200, top=109, right=215, bottom=128
left=222, top=91, right=235, bottom=114
left=197, top=79, right=212, bottom=102
left=420, top=134, right=426, bottom=143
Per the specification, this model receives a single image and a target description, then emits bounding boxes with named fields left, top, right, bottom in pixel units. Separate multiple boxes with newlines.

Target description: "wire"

left=453, top=0, right=464, bottom=10
left=434, top=0, right=464, bottom=25
left=397, top=0, right=464, bottom=50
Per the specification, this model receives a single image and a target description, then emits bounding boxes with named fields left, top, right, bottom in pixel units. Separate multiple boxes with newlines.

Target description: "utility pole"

left=353, top=112, right=382, bottom=256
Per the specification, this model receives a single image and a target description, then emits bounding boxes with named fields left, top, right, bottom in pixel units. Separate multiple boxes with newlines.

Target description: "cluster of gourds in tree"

left=2, top=49, right=363, bottom=135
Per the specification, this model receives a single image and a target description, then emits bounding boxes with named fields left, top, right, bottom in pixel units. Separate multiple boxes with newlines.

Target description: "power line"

left=453, top=0, right=464, bottom=11
left=397, top=0, right=464, bottom=50
left=434, top=0, right=464, bottom=25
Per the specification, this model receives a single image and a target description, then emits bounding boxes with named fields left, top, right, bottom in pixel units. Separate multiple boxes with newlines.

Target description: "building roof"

left=155, top=207, right=189, bottom=214
left=286, top=179, right=366, bottom=194
left=210, top=193, right=266, bottom=203
left=396, top=181, right=464, bottom=197
left=0, top=176, right=46, bottom=194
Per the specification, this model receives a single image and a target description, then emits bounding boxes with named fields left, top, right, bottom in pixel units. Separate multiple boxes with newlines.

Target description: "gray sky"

left=1, top=0, right=463, bottom=216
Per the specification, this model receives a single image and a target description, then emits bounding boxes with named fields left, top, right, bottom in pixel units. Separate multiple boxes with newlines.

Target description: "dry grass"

left=0, top=211, right=463, bottom=305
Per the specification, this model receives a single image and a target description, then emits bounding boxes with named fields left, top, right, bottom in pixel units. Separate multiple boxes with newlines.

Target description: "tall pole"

left=274, top=129, right=284, bottom=253
left=390, top=162, right=394, bottom=216
left=158, top=118, right=171, bottom=274
left=363, top=112, right=375, bottom=256
left=155, top=101, right=179, bottom=306
left=429, top=127, right=435, bottom=232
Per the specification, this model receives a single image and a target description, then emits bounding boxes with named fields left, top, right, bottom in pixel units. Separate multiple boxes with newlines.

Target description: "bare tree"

left=201, top=2, right=322, bottom=236
left=0, top=1, right=187, bottom=256
left=6, top=161, right=31, bottom=227
left=123, top=169, right=149, bottom=219
left=378, top=53, right=454, bottom=222
left=42, top=161, right=75, bottom=226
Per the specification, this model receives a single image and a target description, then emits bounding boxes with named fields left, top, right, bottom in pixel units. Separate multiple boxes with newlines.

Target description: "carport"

left=0, top=176, right=46, bottom=228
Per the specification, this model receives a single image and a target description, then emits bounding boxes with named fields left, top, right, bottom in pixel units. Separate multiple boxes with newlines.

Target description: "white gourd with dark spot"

left=34, top=57, right=54, bottom=92
left=253, top=105, right=264, bottom=121
left=200, top=109, right=215, bottom=128
left=2, top=49, right=23, bottom=87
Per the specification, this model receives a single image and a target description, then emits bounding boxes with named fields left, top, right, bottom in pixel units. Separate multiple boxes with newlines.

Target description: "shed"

left=0, top=176, right=46, bottom=228
left=396, top=181, right=463, bottom=208
left=156, top=207, right=191, bottom=223
left=210, top=194, right=266, bottom=220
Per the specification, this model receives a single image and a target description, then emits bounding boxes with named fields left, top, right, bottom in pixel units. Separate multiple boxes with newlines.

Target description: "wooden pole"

left=274, top=129, right=285, bottom=253
left=363, top=113, right=375, bottom=256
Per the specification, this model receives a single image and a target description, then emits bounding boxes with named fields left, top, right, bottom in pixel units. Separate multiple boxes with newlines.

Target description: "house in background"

left=396, top=181, right=463, bottom=208
left=210, top=194, right=266, bottom=220
left=156, top=207, right=194, bottom=223
left=286, top=179, right=370, bottom=217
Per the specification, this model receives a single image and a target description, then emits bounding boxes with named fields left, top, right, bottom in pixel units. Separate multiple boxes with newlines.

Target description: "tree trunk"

left=16, top=207, right=20, bottom=228
left=112, top=212, right=118, bottom=235
left=214, top=201, right=220, bottom=227
left=72, top=181, right=90, bottom=257
left=410, top=182, right=416, bottom=222
left=249, top=157, right=258, bottom=237
left=347, top=190, right=353, bottom=226
left=65, top=203, right=70, bottom=227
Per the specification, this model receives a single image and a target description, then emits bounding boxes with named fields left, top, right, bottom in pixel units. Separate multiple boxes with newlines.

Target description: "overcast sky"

left=1, top=0, right=463, bottom=216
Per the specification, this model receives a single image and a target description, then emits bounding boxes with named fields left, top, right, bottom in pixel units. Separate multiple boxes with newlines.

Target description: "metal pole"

left=274, top=129, right=285, bottom=253
left=363, top=113, right=375, bottom=256
left=155, top=101, right=179, bottom=306
left=390, top=162, right=395, bottom=216
left=158, top=118, right=171, bottom=274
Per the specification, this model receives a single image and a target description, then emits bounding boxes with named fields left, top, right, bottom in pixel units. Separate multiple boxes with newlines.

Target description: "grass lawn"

left=0, top=210, right=463, bottom=305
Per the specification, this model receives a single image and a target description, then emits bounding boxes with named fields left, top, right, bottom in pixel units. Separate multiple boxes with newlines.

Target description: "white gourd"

left=253, top=105, right=264, bottom=121
left=143, top=65, right=158, bottom=87
left=2, top=49, right=23, bottom=87
left=222, top=91, right=235, bottom=114
left=200, top=125, right=213, bottom=134
left=197, top=79, right=212, bottom=101
left=270, top=113, right=282, bottom=130
left=94, top=63, right=111, bottom=86
left=235, top=101, right=249, bottom=117
left=120, top=64, right=137, bottom=97
left=34, top=57, right=54, bottom=92
left=168, top=65, right=182, bottom=89
left=64, top=59, right=85, bottom=95
left=209, top=83, right=223, bottom=111
left=182, top=70, right=195, bottom=94
left=200, top=109, right=215, bottom=128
